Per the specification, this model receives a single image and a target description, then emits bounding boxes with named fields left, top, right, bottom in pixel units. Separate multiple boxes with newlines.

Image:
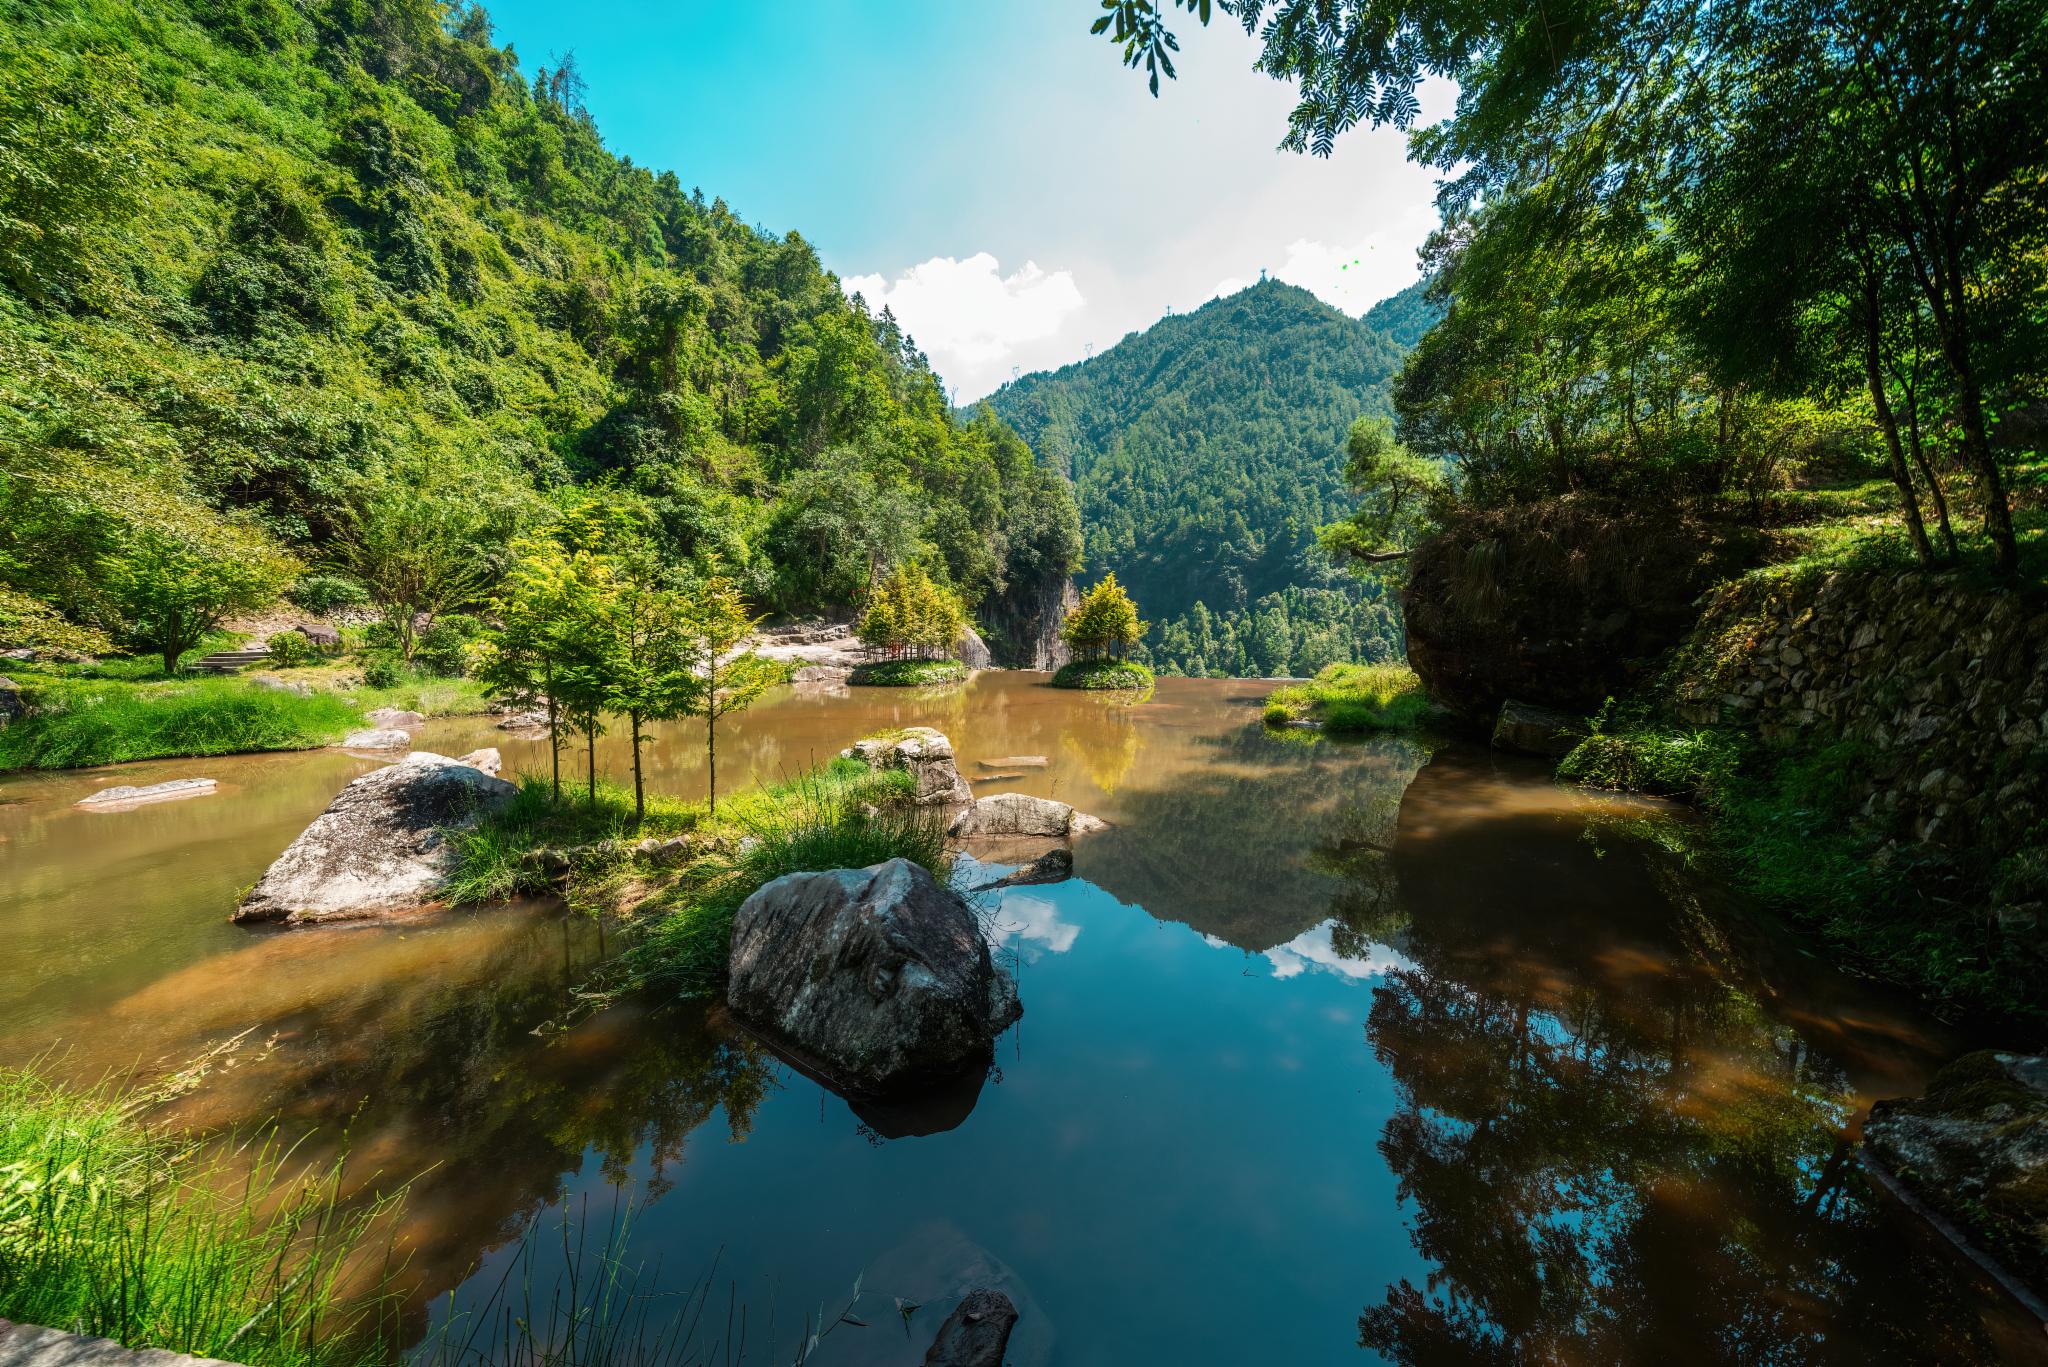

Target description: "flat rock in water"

left=76, top=778, right=217, bottom=809
left=970, top=847, right=1073, bottom=891
left=841, top=726, right=973, bottom=805
left=234, top=752, right=517, bottom=925
left=978, top=756, right=1049, bottom=769
left=496, top=709, right=548, bottom=730
left=339, top=728, right=411, bottom=750
left=1491, top=699, right=1585, bottom=758
left=365, top=707, right=424, bottom=731
left=948, top=792, right=1105, bottom=840
left=726, top=858, right=1021, bottom=1095
left=922, top=1289, right=1019, bottom=1367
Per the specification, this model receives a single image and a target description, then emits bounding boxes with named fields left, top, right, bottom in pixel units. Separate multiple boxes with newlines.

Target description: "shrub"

left=266, top=630, right=314, bottom=668
left=0, top=679, right=358, bottom=770
left=284, top=574, right=368, bottom=616
left=359, top=654, right=407, bottom=689
left=414, top=613, right=481, bottom=677
left=1050, top=658, right=1155, bottom=691
left=847, top=658, right=967, bottom=687
left=1262, top=663, right=1428, bottom=731
left=1555, top=703, right=1743, bottom=799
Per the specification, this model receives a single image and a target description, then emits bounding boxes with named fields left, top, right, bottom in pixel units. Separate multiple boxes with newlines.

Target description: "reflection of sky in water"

left=992, top=893, right=1081, bottom=957
left=1202, top=920, right=1413, bottom=982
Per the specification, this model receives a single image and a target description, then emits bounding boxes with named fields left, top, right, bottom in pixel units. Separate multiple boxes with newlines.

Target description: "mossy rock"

left=1050, top=659, right=1154, bottom=691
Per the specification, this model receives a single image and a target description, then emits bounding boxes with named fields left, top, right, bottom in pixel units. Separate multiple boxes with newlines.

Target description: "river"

left=1, top=673, right=2039, bottom=1363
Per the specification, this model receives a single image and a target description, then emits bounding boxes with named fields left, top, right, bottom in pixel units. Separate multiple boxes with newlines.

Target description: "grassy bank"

left=448, top=758, right=950, bottom=1000
left=1263, top=663, right=1431, bottom=733
left=0, top=677, right=361, bottom=770
left=1050, top=659, right=1154, bottom=691
left=846, top=658, right=968, bottom=686
left=1560, top=709, right=2046, bottom=1032
left=0, top=1070, right=391, bottom=1367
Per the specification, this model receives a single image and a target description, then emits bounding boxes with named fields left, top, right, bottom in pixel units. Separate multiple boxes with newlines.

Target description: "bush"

left=847, top=658, right=967, bottom=687
left=414, top=613, right=482, bottom=678
left=266, top=630, right=314, bottom=668
left=1263, top=663, right=1429, bottom=731
left=0, top=679, right=359, bottom=770
left=1050, top=659, right=1155, bottom=691
left=284, top=574, right=367, bottom=616
left=359, top=654, right=407, bottom=689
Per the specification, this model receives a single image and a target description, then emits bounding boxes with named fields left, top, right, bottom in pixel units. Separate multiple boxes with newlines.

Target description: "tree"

left=332, top=464, right=502, bottom=662
left=1317, top=417, right=1444, bottom=570
left=1061, top=573, right=1147, bottom=662
left=605, top=550, right=698, bottom=823
left=478, top=531, right=578, bottom=801
left=858, top=563, right=968, bottom=661
left=677, top=573, right=778, bottom=814
left=100, top=516, right=295, bottom=674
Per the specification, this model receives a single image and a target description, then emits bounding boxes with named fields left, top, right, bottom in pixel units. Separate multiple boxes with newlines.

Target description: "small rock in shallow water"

left=339, top=728, right=411, bottom=750
left=365, top=707, right=424, bottom=731
left=76, top=778, right=217, bottom=809
left=922, top=1289, right=1018, bottom=1367
left=970, top=847, right=1073, bottom=890
left=978, top=755, right=1049, bottom=769
left=454, top=747, right=501, bottom=776
left=496, top=709, right=549, bottom=730
left=840, top=726, right=973, bottom=805
left=948, top=792, right=1105, bottom=839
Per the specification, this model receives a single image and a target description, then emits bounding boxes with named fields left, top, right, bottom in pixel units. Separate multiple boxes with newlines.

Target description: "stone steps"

left=190, top=648, right=272, bottom=674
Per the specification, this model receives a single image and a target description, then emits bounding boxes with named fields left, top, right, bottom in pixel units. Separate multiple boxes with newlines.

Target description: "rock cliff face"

left=1669, top=568, right=2047, bottom=952
left=980, top=572, right=1078, bottom=670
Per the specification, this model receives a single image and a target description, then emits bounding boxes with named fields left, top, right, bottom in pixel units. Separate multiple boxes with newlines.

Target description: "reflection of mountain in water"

left=1074, top=728, right=1430, bottom=951
left=1350, top=747, right=2005, bottom=1362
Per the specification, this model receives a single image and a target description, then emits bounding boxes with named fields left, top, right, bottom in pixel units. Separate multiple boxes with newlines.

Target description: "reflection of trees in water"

left=1060, top=701, right=1142, bottom=794
left=1077, top=728, right=1430, bottom=950
left=1344, top=756, right=2002, bottom=1362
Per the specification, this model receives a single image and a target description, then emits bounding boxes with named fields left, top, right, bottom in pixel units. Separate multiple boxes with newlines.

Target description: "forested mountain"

left=1361, top=279, right=1442, bottom=351
left=0, top=0, right=1079, bottom=654
left=986, top=279, right=1410, bottom=677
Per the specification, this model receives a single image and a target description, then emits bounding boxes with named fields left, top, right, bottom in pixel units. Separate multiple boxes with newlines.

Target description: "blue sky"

left=479, top=2, right=1449, bottom=399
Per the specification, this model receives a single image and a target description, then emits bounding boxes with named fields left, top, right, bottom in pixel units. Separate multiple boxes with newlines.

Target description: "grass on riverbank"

left=0, top=677, right=361, bottom=770
left=0, top=1069, right=392, bottom=1367
left=846, top=658, right=968, bottom=686
left=1050, top=659, right=1154, bottom=691
left=1559, top=710, right=2047, bottom=1031
left=1263, top=663, right=1432, bottom=733
left=447, top=758, right=949, bottom=999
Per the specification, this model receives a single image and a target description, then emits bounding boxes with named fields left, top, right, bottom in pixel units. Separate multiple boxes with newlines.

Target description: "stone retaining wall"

left=1669, top=567, right=2047, bottom=940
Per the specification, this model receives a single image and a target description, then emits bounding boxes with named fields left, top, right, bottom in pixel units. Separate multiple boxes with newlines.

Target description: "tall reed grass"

left=1262, top=662, right=1432, bottom=733
left=0, top=679, right=359, bottom=770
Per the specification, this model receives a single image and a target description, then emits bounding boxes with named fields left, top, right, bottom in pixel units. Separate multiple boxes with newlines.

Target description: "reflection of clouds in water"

left=993, top=893, right=1081, bottom=957
left=1259, top=921, right=1412, bottom=983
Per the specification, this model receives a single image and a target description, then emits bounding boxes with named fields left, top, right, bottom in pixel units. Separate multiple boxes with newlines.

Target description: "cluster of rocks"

left=1670, top=569, right=2047, bottom=949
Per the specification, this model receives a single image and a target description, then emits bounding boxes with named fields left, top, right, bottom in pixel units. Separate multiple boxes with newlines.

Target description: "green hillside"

left=0, top=0, right=1079, bottom=652
left=986, top=279, right=1411, bottom=677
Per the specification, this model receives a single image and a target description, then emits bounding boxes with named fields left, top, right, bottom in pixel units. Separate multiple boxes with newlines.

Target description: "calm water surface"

left=2, top=673, right=2040, bottom=1363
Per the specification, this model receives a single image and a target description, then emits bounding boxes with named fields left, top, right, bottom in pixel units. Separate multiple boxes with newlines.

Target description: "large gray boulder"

left=948, top=792, right=1106, bottom=839
left=956, top=625, right=995, bottom=670
left=726, top=858, right=1021, bottom=1095
left=234, top=753, right=517, bottom=925
left=841, top=726, right=973, bottom=805
left=1490, top=699, right=1585, bottom=758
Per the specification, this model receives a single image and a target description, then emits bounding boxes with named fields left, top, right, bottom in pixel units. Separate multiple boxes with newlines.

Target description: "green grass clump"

left=1263, top=663, right=1430, bottom=732
left=1049, top=659, right=1155, bottom=691
left=847, top=658, right=968, bottom=686
left=0, top=678, right=361, bottom=770
left=1555, top=703, right=1742, bottom=799
left=0, top=1069, right=393, bottom=1367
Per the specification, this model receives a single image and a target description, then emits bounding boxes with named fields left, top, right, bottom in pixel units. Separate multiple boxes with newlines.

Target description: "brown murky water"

left=1, top=673, right=2040, bottom=1363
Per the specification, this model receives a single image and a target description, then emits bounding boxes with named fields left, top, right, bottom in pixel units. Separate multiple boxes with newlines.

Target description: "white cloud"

left=841, top=253, right=1085, bottom=402
left=1260, top=921, right=1412, bottom=984
left=991, top=893, right=1081, bottom=958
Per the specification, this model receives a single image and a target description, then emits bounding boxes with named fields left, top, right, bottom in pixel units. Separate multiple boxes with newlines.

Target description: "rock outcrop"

left=956, top=626, right=994, bottom=670
left=234, top=753, right=517, bottom=925
left=1491, top=700, right=1584, bottom=758
left=948, top=793, right=1105, bottom=840
left=980, top=573, right=1078, bottom=670
left=841, top=727, right=973, bottom=805
left=1864, top=1051, right=2048, bottom=1295
left=76, top=778, right=217, bottom=808
left=922, top=1289, right=1019, bottom=1367
left=726, top=858, right=1021, bottom=1095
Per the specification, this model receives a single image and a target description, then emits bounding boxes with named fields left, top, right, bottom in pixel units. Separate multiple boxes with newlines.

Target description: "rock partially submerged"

left=948, top=793, right=1106, bottom=840
left=978, top=755, right=1049, bottom=769
left=339, top=728, right=411, bottom=750
left=841, top=727, right=973, bottom=805
left=923, top=1289, right=1019, bottom=1367
left=234, top=753, right=517, bottom=925
left=1864, top=1051, right=2048, bottom=1296
left=726, top=858, right=1021, bottom=1095
left=1491, top=699, right=1585, bottom=758
left=453, top=746, right=502, bottom=776
left=76, top=778, right=217, bottom=809
left=970, top=847, right=1073, bottom=891
left=496, top=709, right=549, bottom=731
left=365, top=707, right=424, bottom=731
left=791, top=663, right=851, bottom=686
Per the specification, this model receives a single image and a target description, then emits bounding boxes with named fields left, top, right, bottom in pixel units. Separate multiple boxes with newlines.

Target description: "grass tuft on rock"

left=1050, top=659, right=1154, bottom=691
left=0, top=1068, right=394, bottom=1367
left=1262, top=663, right=1430, bottom=732
left=0, top=677, right=361, bottom=771
left=846, top=658, right=968, bottom=687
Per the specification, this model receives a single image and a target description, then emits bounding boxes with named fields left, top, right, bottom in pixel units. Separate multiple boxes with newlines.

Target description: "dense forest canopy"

left=988, top=280, right=1411, bottom=678
left=0, top=0, right=1081, bottom=656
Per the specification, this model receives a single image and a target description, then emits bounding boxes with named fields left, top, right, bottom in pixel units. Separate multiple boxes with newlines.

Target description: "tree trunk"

left=1901, top=398, right=1959, bottom=561
left=546, top=691, right=561, bottom=803
left=706, top=711, right=718, bottom=815
left=630, top=710, right=644, bottom=823
left=586, top=725, right=596, bottom=806
left=1863, top=298, right=1933, bottom=566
